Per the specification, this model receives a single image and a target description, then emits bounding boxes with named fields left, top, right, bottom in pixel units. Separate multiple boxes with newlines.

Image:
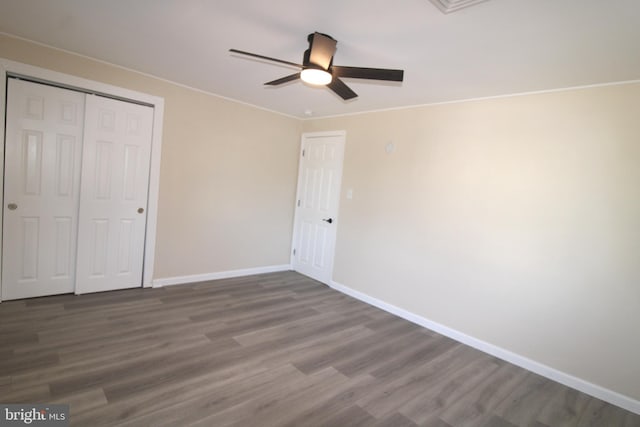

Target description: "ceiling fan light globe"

left=301, top=68, right=332, bottom=86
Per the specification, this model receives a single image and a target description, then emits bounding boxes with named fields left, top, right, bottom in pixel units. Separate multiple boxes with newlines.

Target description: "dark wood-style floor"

left=1, top=271, right=638, bottom=426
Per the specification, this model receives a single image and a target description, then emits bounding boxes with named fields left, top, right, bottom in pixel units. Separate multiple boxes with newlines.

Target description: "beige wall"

left=0, top=34, right=302, bottom=279
left=3, top=32, right=639, bottom=405
left=303, top=84, right=640, bottom=402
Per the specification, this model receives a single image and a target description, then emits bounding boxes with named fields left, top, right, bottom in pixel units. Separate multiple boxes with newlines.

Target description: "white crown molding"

left=429, top=0, right=490, bottom=13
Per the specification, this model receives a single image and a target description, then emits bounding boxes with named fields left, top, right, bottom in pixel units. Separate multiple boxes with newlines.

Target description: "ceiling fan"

left=229, top=32, right=404, bottom=100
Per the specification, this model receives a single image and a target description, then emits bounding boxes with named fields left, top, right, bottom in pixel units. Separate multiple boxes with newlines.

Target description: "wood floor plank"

left=48, top=341, right=218, bottom=397
left=333, top=329, right=433, bottom=378
left=71, top=362, right=278, bottom=426
left=232, top=311, right=373, bottom=348
left=1, top=384, right=51, bottom=403
left=189, top=295, right=301, bottom=323
left=99, top=338, right=243, bottom=401
left=439, top=362, right=530, bottom=427
left=575, top=397, right=640, bottom=427
left=0, top=330, right=39, bottom=346
left=10, top=332, right=213, bottom=390
left=357, top=343, right=477, bottom=418
left=372, top=412, right=421, bottom=427
left=420, top=416, right=456, bottom=427
left=317, top=405, right=377, bottom=427
left=492, top=372, right=563, bottom=425
left=398, top=356, right=502, bottom=424
left=81, top=363, right=305, bottom=427
left=0, top=351, right=60, bottom=376
left=370, top=333, right=458, bottom=379
left=279, top=374, right=378, bottom=427
left=479, top=414, right=519, bottom=427
left=257, top=325, right=375, bottom=370
left=290, top=316, right=420, bottom=375
left=223, top=367, right=354, bottom=427
left=1, top=270, right=638, bottom=426
left=156, top=366, right=337, bottom=427
left=49, top=387, right=108, bottom=414
left=534, top=384, right=592, bottom=427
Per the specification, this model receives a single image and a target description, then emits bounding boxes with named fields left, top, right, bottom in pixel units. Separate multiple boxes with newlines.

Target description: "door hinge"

left=293, top=249, right=296, bottom=256
left=297, top=199, right=301, bottom=207
left=302, top=149, right=305, bottom=157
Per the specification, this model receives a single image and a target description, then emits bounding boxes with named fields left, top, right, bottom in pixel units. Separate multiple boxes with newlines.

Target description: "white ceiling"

left=1, top=0, right=639, bottom=118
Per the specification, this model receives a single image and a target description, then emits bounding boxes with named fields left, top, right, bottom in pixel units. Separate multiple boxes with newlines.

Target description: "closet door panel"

left=75, top=95, right=154, bottom=294
left=2, top=79, right=84, bottom=300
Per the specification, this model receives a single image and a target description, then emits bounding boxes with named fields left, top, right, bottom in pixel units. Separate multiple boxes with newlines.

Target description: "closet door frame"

left=0, top=58, right=165, bottom=302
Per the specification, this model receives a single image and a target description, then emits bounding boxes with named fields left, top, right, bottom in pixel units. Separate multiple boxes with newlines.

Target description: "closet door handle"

left=7, top=203, right=17, bottom=211
left=137, top=208, right=144, bottom=214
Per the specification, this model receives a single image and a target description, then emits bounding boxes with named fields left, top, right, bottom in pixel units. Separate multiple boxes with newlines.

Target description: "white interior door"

left=291, top=131, right=345, bottom=284
left=75, top=95, right=154, bottom=294
left=2, top=78, right=85, bottom=300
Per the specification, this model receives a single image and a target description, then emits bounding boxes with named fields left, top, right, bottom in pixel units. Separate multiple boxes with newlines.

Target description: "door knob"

left=7, top=203, right=17, bottom=211
left=137, top=207, right=144, bottom=214
left=322, top=218, right=333, bottom=224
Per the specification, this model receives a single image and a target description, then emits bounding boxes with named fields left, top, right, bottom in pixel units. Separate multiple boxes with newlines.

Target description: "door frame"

left=0, top=58, right=165, bottom=302
left=290, top=130, right=346, bottom=284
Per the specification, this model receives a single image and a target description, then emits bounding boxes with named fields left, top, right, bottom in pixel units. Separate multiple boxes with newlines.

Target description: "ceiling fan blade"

left=308, top=32, right=337, bottom=70
left=332, top=66, right=404, bottom=82
left=229, top=49, right=302, bottom=68
left=327, top=78, right=358, bottom=100
left=265, top=73, right=301, bottom=86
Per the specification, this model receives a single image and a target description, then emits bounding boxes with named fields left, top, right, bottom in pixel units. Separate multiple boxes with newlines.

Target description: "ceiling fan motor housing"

left=304, top=32, right=336, bottom=70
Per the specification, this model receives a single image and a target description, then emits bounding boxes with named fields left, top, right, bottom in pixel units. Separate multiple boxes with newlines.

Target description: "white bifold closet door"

left=2, top=78, right=153, bottom=300
left=2, top=79, right=85, bottom=300
left=75, top=95, right=153, bottom=294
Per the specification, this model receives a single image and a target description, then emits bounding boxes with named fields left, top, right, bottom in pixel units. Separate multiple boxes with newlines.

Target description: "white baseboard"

left=329, top=279, right=640, bottom=416
left=152, top=264, right=291, bottom=288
